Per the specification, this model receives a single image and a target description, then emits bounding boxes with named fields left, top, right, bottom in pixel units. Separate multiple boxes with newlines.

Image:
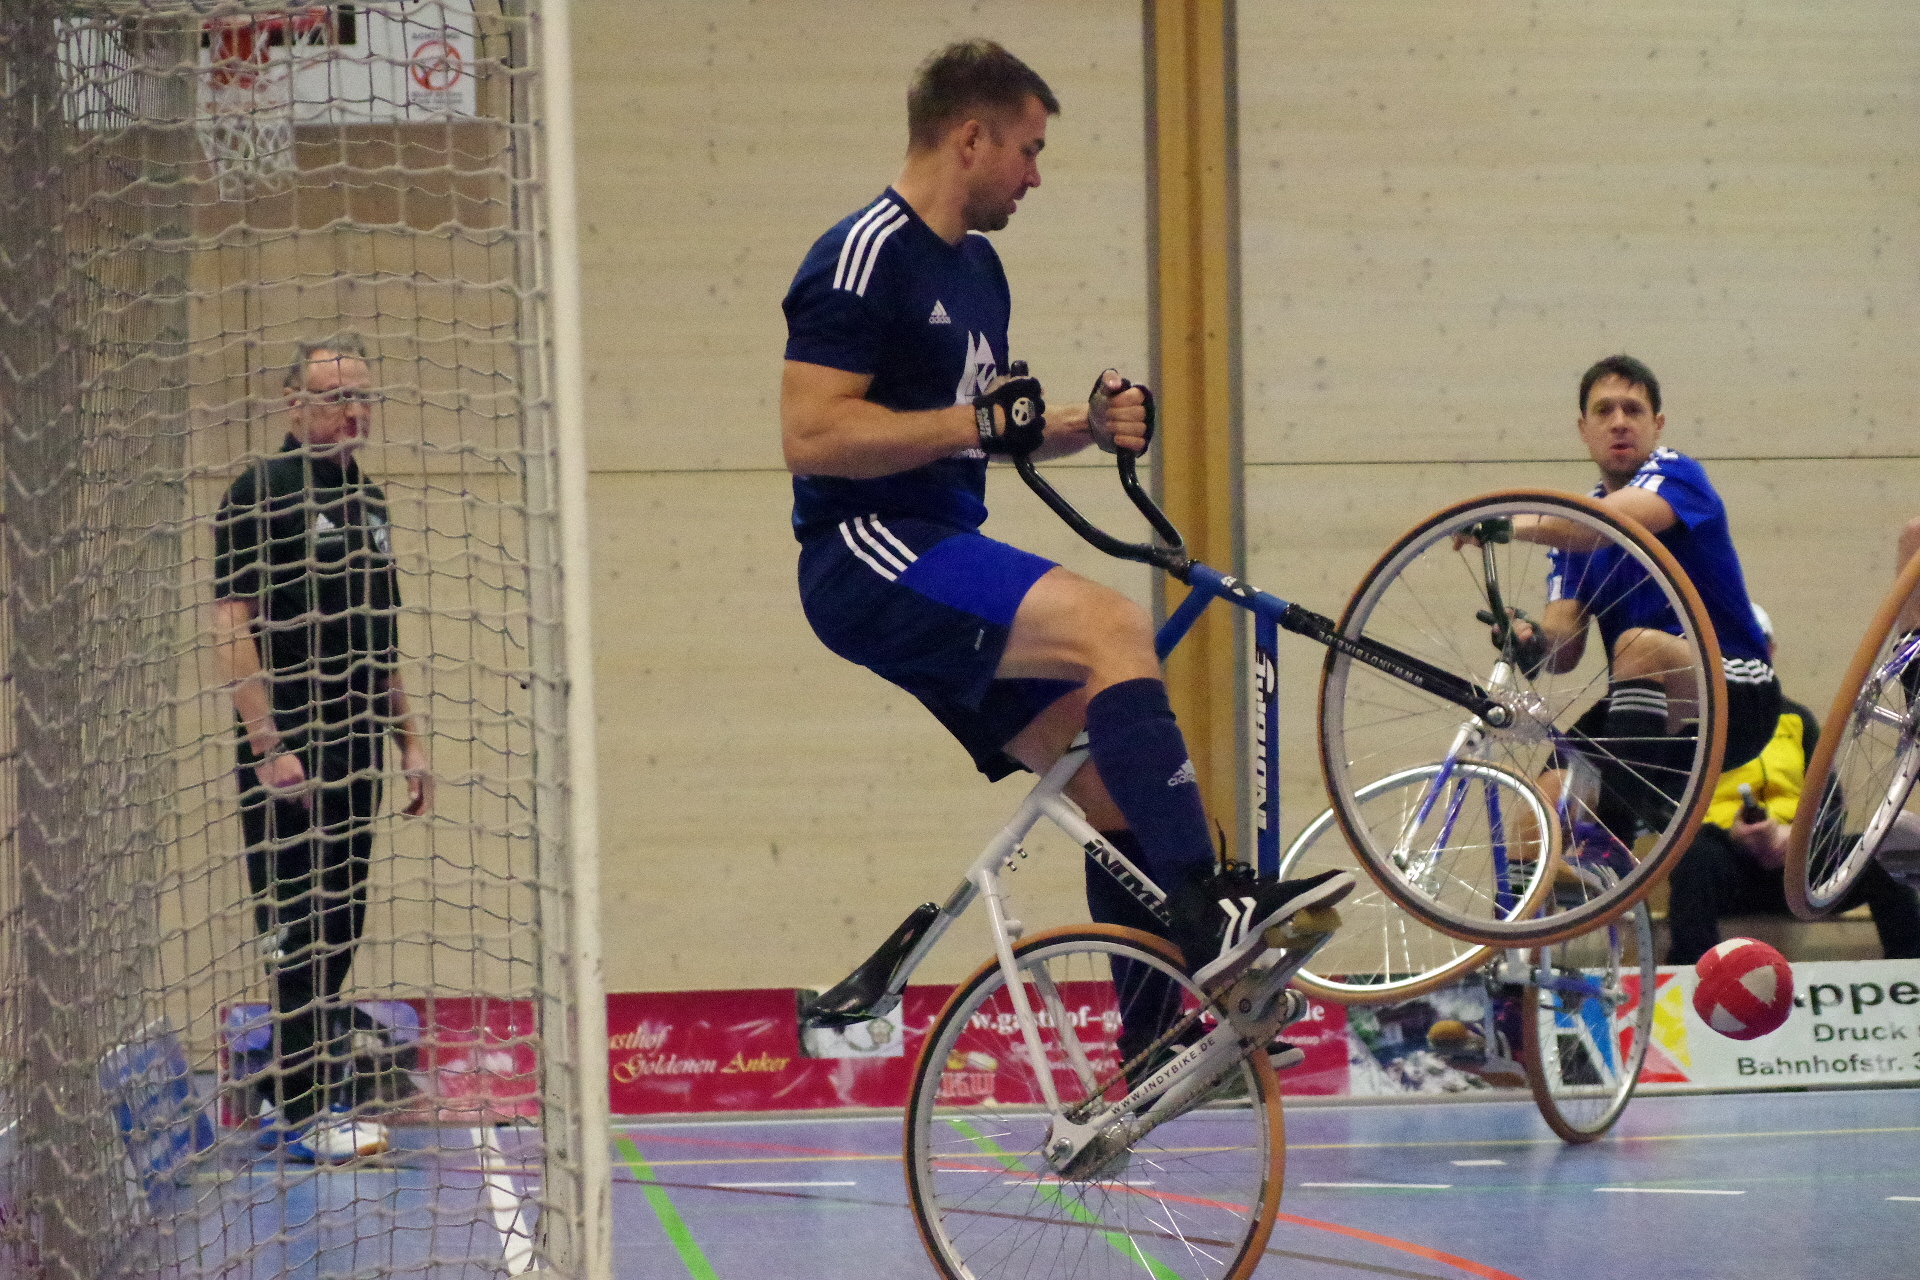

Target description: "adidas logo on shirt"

left=314, top=513, right=338, bottom=532
left=929, top=300, right=951, bottom=325
left=1168, top=759, right=1198, bottom=787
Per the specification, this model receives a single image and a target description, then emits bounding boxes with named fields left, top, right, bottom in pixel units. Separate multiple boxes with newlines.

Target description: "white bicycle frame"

left=833, top=734, right=1330, bottom=1164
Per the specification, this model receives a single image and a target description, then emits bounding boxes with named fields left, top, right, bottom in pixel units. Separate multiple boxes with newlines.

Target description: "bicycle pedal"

left=1263, top=905, right=1341, bottom=948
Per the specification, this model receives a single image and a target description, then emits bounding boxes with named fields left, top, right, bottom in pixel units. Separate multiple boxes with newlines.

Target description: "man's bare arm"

left=1534, top=597, right=1589, bottom=673
left=212, top=595, right=308, bottom=796
left=781, top=361, right=975, bottom=478
left=211, top=596, right=281, bottom=758
left=384, top=669, right=434, bottom=817
left=1514, top=486, right=1677, bottom=552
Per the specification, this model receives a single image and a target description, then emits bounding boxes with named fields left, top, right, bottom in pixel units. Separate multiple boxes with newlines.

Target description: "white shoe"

left=286, top=1109, right=389, bottom=1163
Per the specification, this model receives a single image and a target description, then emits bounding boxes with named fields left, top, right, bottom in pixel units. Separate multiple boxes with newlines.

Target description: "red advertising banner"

left=606, top=987, right=952, bottom=1114
left=605, top=984, right=1352, bottom=1115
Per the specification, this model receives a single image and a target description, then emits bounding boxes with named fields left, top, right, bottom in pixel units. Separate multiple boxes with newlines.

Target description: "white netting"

left=1, top=3, right=603, bottom=1276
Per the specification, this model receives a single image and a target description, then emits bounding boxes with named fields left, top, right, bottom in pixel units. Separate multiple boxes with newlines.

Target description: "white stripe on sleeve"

left=853, top=213, right=909, bottom=297
left=832, top=200, right=894, bottom=292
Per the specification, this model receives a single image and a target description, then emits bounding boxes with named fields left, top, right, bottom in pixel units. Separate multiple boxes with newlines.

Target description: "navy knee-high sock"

left=1085, top=678, right=1216, bottom=893
left=1597, top=678, right=1679, bottom=831
left=1089, top=829, right=1183, bottom=1071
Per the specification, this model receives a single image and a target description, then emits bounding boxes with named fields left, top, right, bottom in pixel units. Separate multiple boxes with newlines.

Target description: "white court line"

left=1299, top=1182, right=1451, bottom=1190
left=711, top=1180, right=856, bottom=1188
left=477, top=1127, right=538, bottom=1275
left=1887, top=1196, right=1920, bottom=1202
left=1451, top=1159, right=1506, bottom=1167
left=1596, top=1187, right=1743, bottom=1195
left=1003, top=1180, right=1155, bottom=1187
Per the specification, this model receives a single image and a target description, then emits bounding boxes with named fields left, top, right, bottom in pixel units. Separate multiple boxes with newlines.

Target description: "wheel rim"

left=906, top=933, right=1280, bottom=1280
left=1806, top=635, right=1920, bottom=911
left=1525, top=903, right=1654, bottom=1140
left=1322, top=490, right=1719, bottom=945
left=1281, top=763, right=1546, bottom=1003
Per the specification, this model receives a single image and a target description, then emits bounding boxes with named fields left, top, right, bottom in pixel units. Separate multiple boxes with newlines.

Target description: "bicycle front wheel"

left=1320, top=489, right=1725, bottom=946
left=1785, top=552, right=1920, bottom=918
left=905, top=926, right=1283, bottom=1280
left=1522, top=896, right=1655, bottom=1143
left=1279, top=762, right=1553, bottom=1005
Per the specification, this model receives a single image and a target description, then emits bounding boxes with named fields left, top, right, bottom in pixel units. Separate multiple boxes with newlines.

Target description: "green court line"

left=945, top=1117, right=1185, bottom=1280
left=614, top=1134, right=720, bottom=1280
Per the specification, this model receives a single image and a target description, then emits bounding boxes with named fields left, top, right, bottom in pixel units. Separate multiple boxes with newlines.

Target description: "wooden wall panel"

left=573, top=0, right=1149, bottom=475
left=1239, top=1, right=1920, bottom=465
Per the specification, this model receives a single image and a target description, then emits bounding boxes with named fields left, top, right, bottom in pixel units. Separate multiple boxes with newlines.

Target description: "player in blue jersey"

left=781, top=40, right=1350, bottom=1007
left=1497, top=354, right=1782, bottom=841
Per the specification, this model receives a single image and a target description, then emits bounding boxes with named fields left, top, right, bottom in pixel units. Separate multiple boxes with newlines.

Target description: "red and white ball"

left=1692, top=937, right=1794, bottom=1040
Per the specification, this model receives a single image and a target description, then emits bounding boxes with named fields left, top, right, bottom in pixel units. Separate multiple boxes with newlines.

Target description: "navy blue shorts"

left=798, top=515, right=1080, bottom=781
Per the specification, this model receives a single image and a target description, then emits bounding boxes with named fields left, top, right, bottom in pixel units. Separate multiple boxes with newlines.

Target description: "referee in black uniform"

left=211, top=336, right=432, bottom=1162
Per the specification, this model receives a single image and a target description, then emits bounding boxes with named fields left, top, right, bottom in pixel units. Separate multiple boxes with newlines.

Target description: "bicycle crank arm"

left=1223, top=906, right=1343, bottom=1031
left=1047, top=905, right=1347, bottom=1172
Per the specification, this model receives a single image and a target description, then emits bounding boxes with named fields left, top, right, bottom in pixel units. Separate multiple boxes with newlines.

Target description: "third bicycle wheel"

left=1522, top=891, right=1656, bottom=1143
left=1279, top=761, right=1552, bottom=1004
left=1785, top=551, right=1920, bottom=917
left=1320, top=489, right=1725, bottom=946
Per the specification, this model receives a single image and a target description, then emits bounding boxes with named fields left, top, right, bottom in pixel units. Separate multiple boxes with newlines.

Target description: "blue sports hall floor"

left=187, top=1085, right=1915, bottom=1278
left=609, top=1088, right=1916, bottom=1280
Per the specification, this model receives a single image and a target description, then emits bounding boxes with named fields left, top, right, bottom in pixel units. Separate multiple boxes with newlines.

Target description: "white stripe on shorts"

left=850, top=516, right=912, bottom=575
left=839, top=520, right=898, bottom=581
left=862, top=516, right=917, bottom=566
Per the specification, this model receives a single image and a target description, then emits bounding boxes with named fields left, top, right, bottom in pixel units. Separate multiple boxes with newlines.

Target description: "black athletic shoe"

left=1170, top=866, right=1353, bottom=988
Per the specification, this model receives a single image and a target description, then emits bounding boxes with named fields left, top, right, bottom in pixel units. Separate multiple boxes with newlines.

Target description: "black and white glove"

left=1088, top=369, right=1156, bottom=455
left=975, top=368, right=1047, bottom=456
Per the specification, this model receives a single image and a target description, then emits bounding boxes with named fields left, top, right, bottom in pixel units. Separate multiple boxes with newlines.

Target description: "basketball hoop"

left=195, top=9, right=334, bottom=201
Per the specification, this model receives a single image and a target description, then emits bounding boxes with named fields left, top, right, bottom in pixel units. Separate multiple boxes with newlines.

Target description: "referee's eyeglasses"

left=302, top=387, right=384, bottom=408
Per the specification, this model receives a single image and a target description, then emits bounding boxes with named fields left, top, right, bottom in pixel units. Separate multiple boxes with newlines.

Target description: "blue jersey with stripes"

left=1548, top=447, right=1772, bottom=677
left=783, top=189, right=1011, bottom=540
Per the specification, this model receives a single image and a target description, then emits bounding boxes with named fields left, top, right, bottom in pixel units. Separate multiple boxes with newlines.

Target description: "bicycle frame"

left=808, top=450, right=1625, bottom=1146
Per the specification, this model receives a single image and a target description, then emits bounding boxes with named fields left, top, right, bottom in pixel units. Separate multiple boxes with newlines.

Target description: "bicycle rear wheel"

left=1785, top=552, right=1920, bottom=918
left=1320, top=489, right=1725, bottom=946
left=1522, top=891, right=1655, bottom=1143
left=1279, top=762, right=1551, bottom=1004
left=904, top=926, right=1283, bottom=1280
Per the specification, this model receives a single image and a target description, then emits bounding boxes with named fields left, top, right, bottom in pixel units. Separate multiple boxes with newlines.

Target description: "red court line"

left=939, top=1159, right=1522, bottom=1280
left=640, top=1135, right=1522, bottom=1279
left=1275, top=1211, right=1525, bottom=1280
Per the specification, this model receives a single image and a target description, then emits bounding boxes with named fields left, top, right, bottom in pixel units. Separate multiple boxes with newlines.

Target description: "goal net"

left=0, top=3, right=606, bottom=1276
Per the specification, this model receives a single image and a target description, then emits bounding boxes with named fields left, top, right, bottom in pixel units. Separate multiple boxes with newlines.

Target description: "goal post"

left=0, top=3, right=606, bottom=1277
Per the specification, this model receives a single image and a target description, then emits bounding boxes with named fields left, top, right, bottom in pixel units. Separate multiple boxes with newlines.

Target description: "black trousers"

left=238, top=730, right=383, bottom=1125
left=1663, top=823, right=1920, bottom=966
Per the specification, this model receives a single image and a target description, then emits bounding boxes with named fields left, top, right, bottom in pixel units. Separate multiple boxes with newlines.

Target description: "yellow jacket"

left=1703, top=700, right=1815, bottom=830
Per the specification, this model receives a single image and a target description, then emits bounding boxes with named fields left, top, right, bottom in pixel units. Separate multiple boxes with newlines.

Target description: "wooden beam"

left=1146, top=0, right=1244, bottom=857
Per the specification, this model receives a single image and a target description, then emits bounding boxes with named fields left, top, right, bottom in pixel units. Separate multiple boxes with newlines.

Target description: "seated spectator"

left=1662, top=604, right=1920, bottom=965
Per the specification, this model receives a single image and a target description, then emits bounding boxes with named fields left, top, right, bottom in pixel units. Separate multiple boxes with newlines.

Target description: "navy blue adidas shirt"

left=783, top=189, right=1011, bottom=540
left=1548, top=447, right=1771, bottom=670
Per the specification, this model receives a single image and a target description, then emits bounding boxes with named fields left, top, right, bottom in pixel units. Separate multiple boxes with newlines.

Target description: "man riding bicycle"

left=779, top=40, right=1350, bottom=997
